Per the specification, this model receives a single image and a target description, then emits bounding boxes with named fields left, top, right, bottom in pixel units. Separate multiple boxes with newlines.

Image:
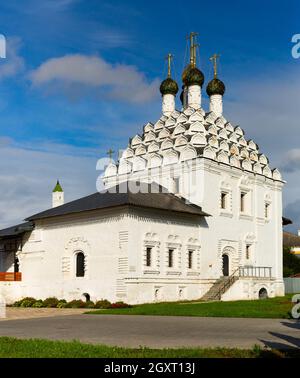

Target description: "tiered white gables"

left=0, top=34, right=284, bottom=304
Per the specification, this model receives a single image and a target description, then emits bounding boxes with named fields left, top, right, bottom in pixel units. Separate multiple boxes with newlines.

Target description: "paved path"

left=0, top=313, right=299, bottom=350
left=0, top=308, right=86, bottom=321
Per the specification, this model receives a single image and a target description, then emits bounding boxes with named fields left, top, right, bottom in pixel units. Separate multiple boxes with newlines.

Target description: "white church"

left=0, top=34, right=285, bottom=304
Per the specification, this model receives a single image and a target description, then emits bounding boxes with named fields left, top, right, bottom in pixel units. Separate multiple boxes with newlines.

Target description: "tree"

left=283, top=247, right=300, bottom=277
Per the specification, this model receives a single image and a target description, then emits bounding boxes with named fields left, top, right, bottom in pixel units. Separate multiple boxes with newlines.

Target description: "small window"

left=188, top=250, right=194, bottom=269
left=240, top=192, right=246, bottom=212
left=265, top=203, right=270, bottom=218
left=221, top=192, right=227, bottom=210
left=168, top=249, right=174, bottom=268
left=76, top=252, right=85, bottom=277
left=246, top=245, right=251, bottom=260
left=146, top=247, right=152, bottom=267
left=14, top=258, right=19, bottom=273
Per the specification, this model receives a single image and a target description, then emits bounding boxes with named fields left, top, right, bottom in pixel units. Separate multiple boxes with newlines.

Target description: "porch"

left=0, top=272, right=22, bottom=282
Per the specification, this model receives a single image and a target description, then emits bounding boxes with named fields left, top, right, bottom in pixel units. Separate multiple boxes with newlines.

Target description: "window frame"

left=75, top=251, right=85, bottom=278
left=188, top=250, right=194, bottom=269
left=146, top=247, right=152, bottom=267
left=221, top=192, right=227, bottom=210
left=168, top=248, right=174, bottom=268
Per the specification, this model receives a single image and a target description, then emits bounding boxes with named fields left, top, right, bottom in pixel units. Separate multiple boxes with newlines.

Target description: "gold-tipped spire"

left=166, top=53, right=173, bottom=78
left=210, top=53, right=220, bottom=79
left=187, top=32, right=198, bottom=67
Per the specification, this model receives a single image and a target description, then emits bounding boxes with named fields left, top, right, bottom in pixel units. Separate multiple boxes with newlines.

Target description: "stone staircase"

left=201, top=275, right=239, bottom=301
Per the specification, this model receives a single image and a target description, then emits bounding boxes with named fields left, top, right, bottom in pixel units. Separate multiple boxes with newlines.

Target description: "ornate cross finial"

left=187, top=32, right=198, bottom=67
left=166, top=53, right=173, bottom=78
left=210, top=53, right=220, bottom=78
left=107, top=148, right=114, bottom=161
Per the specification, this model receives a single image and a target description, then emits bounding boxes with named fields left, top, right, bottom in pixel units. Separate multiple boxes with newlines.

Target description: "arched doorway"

left=222, top=254, right=229, bottom=276
left=259, top=288, right=268, bottom=299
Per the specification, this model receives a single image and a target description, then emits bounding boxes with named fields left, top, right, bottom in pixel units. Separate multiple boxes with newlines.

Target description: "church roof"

left=105, top=107, right=282, bottom=181
left=26, top=182, right=210, bottom=221
left=0, top=222, right=34, bottom=239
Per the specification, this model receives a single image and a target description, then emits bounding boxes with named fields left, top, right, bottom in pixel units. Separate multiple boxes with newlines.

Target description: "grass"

left=0, top=337, right=299, bottom=358
left=86, top=295, right=294, bottom=319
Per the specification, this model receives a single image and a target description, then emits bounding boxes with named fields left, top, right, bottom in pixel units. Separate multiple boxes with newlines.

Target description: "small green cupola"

left=53, top=180, right=63, bottom=193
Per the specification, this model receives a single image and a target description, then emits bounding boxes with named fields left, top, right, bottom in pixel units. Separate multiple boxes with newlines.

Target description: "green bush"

left=85, top=301, right=95, bottom=309
left=12, top=300, right=23, bottom=307
left=18, top=297, right=37, bottom=308
left=94, top=299, right=111, bottom=309
left=32, top=300, right=44, bottom=308
left=110, top=302, right=132, bottom=309
left=66, top=300, right=87, bottom=308
left=43, top=297, right=59, bottom=308
left=57, top=299, right=67, bottom=308
left=283, top=247, right=300, bottom=277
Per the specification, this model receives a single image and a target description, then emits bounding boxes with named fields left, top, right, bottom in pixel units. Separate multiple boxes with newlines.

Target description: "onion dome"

left=160, top=77, right=179, bottom=96
left=206, top=78, right=226, bottom=96
left=182, top=64, right=192, bottom=84
left=184, top=67, right=204, bottom=87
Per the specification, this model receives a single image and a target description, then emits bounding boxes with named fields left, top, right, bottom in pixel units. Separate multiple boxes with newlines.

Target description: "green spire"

left=53, top=180, right=63, bottom=193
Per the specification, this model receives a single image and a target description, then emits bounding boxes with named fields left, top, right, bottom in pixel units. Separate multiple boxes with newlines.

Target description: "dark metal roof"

left=282, top=216, right=293, bottom=226
left=26, top=182, right=210, bottom=221
left=0, top=222, right=34, bottom=239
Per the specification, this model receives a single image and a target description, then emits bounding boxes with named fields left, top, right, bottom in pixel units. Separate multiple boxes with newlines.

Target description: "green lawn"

left=86, top=295, right=294, bottom=319
left=0, top=337, right=298, bottom=358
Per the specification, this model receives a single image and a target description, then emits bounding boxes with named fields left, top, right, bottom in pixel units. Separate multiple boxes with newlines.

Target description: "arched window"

left=76, top=252, right=85, bottom=277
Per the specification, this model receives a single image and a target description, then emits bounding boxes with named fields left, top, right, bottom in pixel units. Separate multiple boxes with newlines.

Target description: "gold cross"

left=187, top=32, right=198, bottom=67
left=107, top=148, right=114, bottom=161
left=210, top=53, right=220, bottom=78
left=166, top=53, right=173, bottom=78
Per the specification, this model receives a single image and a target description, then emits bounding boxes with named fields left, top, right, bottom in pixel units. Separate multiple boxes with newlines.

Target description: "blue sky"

left=0, top=0, right=299, bottom=231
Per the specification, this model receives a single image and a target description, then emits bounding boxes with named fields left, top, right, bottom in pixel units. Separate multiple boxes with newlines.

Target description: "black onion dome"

left=206, top=78, right=226, bottom=96
left=160, top=77, right=179, bottom=96
left=184, top=67, right=204, bottom=87
left=182, top=64, right=192, bottom=84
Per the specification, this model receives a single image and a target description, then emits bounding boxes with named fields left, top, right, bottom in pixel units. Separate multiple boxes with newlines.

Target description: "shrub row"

left=12, top=297, right=132, bottom=309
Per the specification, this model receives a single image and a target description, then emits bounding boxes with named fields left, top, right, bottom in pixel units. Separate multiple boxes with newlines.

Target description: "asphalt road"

left=0, top=314, right=299, bottom=350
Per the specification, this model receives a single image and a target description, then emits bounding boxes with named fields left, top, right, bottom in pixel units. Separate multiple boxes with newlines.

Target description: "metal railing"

left=217, top=266, right=273, bottom=300
left=239, top=266, right=272, bottom=278
left=0, top=272, right=22, bottom=282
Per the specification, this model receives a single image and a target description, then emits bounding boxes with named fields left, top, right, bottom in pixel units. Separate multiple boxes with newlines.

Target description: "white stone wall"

left=209, top=94, right=223, bottom=116
left=0, top=206, right=206, bottom=304
left=104, top=155, right=285, bottom=300
left=162, top=94, right=175, bottom=116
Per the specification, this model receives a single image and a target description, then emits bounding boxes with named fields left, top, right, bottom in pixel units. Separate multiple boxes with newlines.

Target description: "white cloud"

left=280, top=149, right=300, bottom=173
left=30, top=54, right=159, bottom=104
left=0, top=37, right=24, bottom=80
left=0, top=141, right=99, bottom=229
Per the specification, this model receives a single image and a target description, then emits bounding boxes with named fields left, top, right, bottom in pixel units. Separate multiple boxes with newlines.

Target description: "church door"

left=222, top=254, right=229, bottom=276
